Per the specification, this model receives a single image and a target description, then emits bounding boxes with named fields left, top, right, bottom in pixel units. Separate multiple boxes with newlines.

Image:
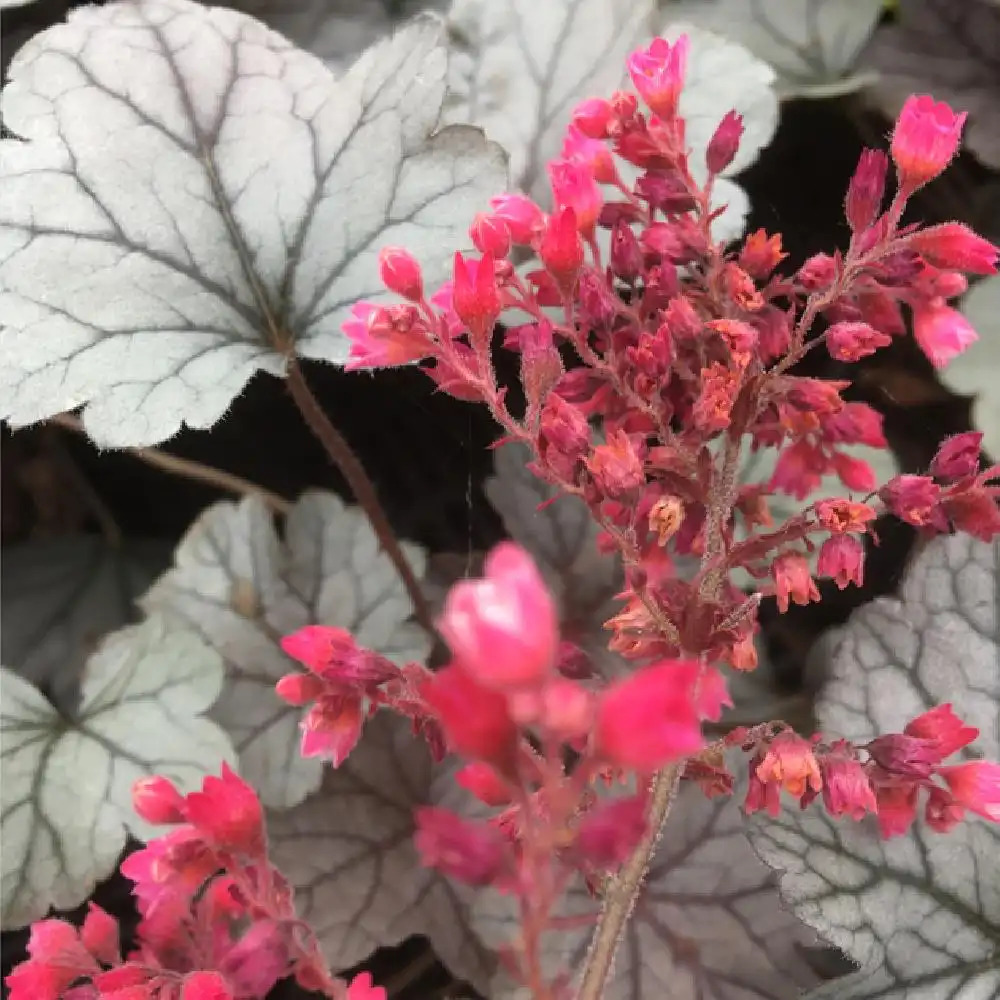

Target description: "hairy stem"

left=284, top=356, right=436, bottom=639
left=48, top=412, right=293, bottom=516
left=576, top=763, right=684, bottom=1000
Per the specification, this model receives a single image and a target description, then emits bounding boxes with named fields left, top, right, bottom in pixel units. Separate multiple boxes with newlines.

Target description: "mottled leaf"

left=662, top=0, right=883, bottom=98
left=939, top=274, right=1000, bottom=461
left=861, top=0, right=1000, bottom=169
left=1, top=536, right=170, bottom=711
left=140, top=492, right=431, bottom=810
left=0, top=0, right=505, bottom=446
left=472, top=762, right=821, bottom=999
left=0, top=617, right=234, bottom=928
left=267, top=712, right=495, bottom=985
left=749, top=534, right=1000, bottom=998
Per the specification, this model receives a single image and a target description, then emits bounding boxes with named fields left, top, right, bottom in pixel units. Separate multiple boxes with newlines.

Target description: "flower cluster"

left=6, top=766, right=385, bottom=1000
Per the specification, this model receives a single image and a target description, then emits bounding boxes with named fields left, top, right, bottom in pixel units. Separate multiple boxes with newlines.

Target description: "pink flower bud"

left=440, top=542, right=558, bottom=690
left=586, top=428, right=646, bottom=499
left=539, top=677, right=594, bottom=743
left=891, top=95, right=966, bottom=193
left=818, top=748, right=877, bottom=820
left=610, top=221, right=643, bottom=280
left=577, top=269, right=618, bottom=328
left=936, top=761, right=1000, bottom=822
left=548, top=159, right=603, bottom=236
left=909, top=222, right=998, bottom=274
left=80, top=905, right=120, bottom=966
left=489, top=194, right=545, bottom=244
left=913, top=298, right=979, bottom=367
left=944, top=488, right=1000, bottom=541
left=275, top=672, right=325, bottom=706
left=817, top=535, right=865, bottom=590
left=183, top=763, right=264, bottom=857
left=595, top=660, right=705, bottom=770
left=825, top=320, right=892, bottom=362
left=562, top=123, right=619, bottom=184
left=132, top=775, right=186, bottom=825
left=823, top=401, right=887, bottom=448
left=218, top=920, right=290, bottom=999
left=739, top=230, right=787, bottom=280
left=377, top=247, right=423, bottom=301
left=924, top=784, right=965, bottom=833
left=452, top=252, right=501, bottom=347
left=343, top=301, right=432, bottom=370
left=572, top=97, right=615, bottom=138
left=181, top=971, right=232, bottom=1000
left=415, top=807, right=509, bottom=886
left=575, top=795, right=648, bottom=869
left=539, top=207, right=584, bottom=290
left=844, top=148, right=888, bottom=232
left=798, top=252, right=837, bottom=290
left=455, top=762, right=511, bottom=806
left=469, top=213, right=512, bottom=258
left=905, top=704, right=978, bottom=758
left=880, top=474, right=947, bottom=529
left=627, top=35, right=689, bottom=119
left=931, top=431, right=983, bottom=480
left=706, top=109, right=744, bottom=175
left=515, top=319, right=564, bottom=411
left=538, top=393, right=591, bottom=481
left=831, top=451, right=877, bottom=492
left=866, top=733, right=940, bottom=779
left=772, top=553, right=820, bottom=613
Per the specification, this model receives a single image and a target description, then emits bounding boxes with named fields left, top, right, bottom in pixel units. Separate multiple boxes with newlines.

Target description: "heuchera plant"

left=10, top=34, right=1000, bottom=1000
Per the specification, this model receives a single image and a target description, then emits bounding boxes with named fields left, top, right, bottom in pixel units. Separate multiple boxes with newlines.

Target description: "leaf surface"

left=0, top=617, right=234, bottom=928
left=140, top=492, right=431, bottom=809
left=0, top=0, right=505, bottom=445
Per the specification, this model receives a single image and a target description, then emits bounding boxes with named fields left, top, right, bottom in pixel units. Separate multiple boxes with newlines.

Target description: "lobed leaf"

left=0, top=0, right=506, bottom=446
left=0, top=617, right=235, bottom=928
left=140, top=491, right=431, bottom=810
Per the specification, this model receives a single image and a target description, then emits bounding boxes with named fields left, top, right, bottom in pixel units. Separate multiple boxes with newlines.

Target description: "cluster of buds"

left=6, top=767, right=385, bottom=1000
left=739, top=704, right=1000, bottom=837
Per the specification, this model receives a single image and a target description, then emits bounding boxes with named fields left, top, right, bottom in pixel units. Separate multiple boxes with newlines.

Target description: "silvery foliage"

left=750, top=534, right=1000, bottom=999
left=860, top=0, right=1000, bottom=171
left=659, top=0, right=883, bottom=98
left=0, top=0, right=506, bottom=447
left=0, top=618, right=236, bottom=928
left=140, top=491, right=431, bottom=810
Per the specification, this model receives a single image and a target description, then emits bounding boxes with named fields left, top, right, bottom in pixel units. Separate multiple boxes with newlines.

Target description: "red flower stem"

left=284, top=355, right=436, bottom=640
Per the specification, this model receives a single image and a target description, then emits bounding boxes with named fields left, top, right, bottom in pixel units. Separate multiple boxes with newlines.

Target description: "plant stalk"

left=284, top=356, right=436, bottom=639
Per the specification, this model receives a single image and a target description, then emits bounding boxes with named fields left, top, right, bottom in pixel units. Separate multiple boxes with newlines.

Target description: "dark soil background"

left=3, top=2, right=999, bottom=996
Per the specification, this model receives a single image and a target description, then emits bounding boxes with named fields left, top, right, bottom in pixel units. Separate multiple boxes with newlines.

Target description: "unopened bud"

left=469, top=213, right=511, bottom=258
left=706, top=109, right=744, bottom=175
left=845, top=148, right=888, bottom=233
left=378, top=247, right=423, bottom=302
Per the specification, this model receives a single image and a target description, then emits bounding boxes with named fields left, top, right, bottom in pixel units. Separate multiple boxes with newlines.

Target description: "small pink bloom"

left=414, top=807, right=508, bottom=886
left=770, top=440, right=826, bottom=500
left=455, top=762, right=511, bottom=807
left=823, top=401, right=887, bottom=448
left=826, top=320, right=892, bottom=362
left=377, top=246, right=423, bottom=301
left=132, top=775, right=186, bottom=825
left=937, top=761, right=1000, bottom=822
left=693, top=362, right=740, bottom=433
left=866, top=734, right=940, bottom=779
left=469, top=212, right=512, bottom=258
left=585, top=429, right=646, bottom=499
left=595, top=660, right=704, bottom=770
left=910, top=222, right=998, bottom=274
left=181, top=971, right=232, bottom=1000
left=440, top=542, right=558, bottom=691
left=874, top=783, right=919, bottom=838
left=562, top=123, right=618, bottom=184
left=705, top=109, right=743, bottom=175
left=924, top=784, right=965, bottom=832
left=905, top=704, right=979, bottom=759
left=744, top=753, right=781, bottom=817
left=798, top=252, right=837, bottom=290
left=880, top=474, right=947, bottom=529
left=275, top=672, right=325, bottom=706
left=572, top=97, right=615, bottom=138
left=931, top=431, right=983, bottom=480
left=576, top=795, right=648, bottom=869
left=627, top=35, right=689, bottom=120
left=300, top=694, right=364, bottom=766
left=739, top=230, right=787, bottom=280
left=610, top=221, right=643, bottom=281
left=891, top=95, right=966, bottom=191
left=538, top=393, right=591, bottom=481
left=755, top=732, right=823, bottom=799
left=912, top=298, right=978, bottom=367
left=420, top=665, right=518, bottom=767
left=831, top=451, right=877, bottom=492
left=548, top=159, right=603, bottom=236
left=817, top=535, right=865, bottom=590
left=489, top=194, right=545, bottom=244
left=80, top=904, right=120, bottom=966
left=944, top=488, right=1000, bottom=541
left=845, top=148, right=888, bottom=232
left=452, top=252, right=501, bottom=346
left=539, top=207, right=585, bottom=290
left=347, top=972, right=388, bottom=1000
left=816, top=498, right=877, bottom=534
left=343, top=301, right=431, bottom=370
left=819, top=749, right=877, bottom=820
left=182, top=763, right=264, bottom=857
left=694, top=666, right=732, bottom=722
left=772, top=553, right=820, bottom=614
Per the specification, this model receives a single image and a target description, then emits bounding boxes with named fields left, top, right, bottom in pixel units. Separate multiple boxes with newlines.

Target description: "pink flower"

left=562, top=123, right=619, bottom=184
left=627, top=35, right=689, bottom=120
left=548, top=159, right=603, bottom=236
left=575, top=795, right=648, bottom=869
left=217, top=920, right=290, bottom=998
left=755, top=732, right=823, bottom=799
left=770, top=440, right=826, bottom=500
left=539, top=207, right=584, bottom=290
left=936, top=761, right=1000, bottom=821
left=5, top=920, right=98, bottom=1000
left=831, top=451, right=877, bottom=492
left=280, top=625, right=398, bottom=687
left=440, top=542, right=558, bottom=690
left=930, top=432, right=983, bottom=480
left=866, top=733, right=940, bottom=779
left=739, top=230, right=787, bottom=280
left=454, top=762, right=511, bottom=807
left=343, top=302, right=432, bottom=370
left=182, top=763, right=264, bottom=857
left=912, top=298, right=978, bottom=367
left=693, top=362, right=740, bottom=432
left=905, top=704, right=979, bottom=759
left=572, top=97, right=615, bottom=138
left=924, top=784, right=965, bottom=833
left=772, top=553, right=820, bottom=613
left=585, top=429, right=646, bottom=498
left=825, top=320, right=892, bottom=362
left=80, top=904, right=120, bottom=966
left=874, top=783, right=919, bottom=838
left=880, top=474, right=947, bottom=530
left=845, top=148, right=888, bottom=232
left=300, top=694, right=364, bottom=766
left=818, top=749, right=877, bottom=820
left=414, top=807, right=508, bottom=886
left=744, top=753, right=781, bottom=817
left=377, top=246, right=423, bottom=301
left=815, top=499, right=877, bottom=534
left=347, top=972, right=388, bottom=1000
left=132, top=775, right=186, bottom=825
left=469, top=212, right=512, bottom=258
left=909, top=222, right=998, bottom=274
left=944, top=488, right=1000, bottom=541
left=890, top=95, right=966, bottom=191
left=452, top=252, right=502, bottom=346
left=489, top=193, right=545, bottom=244
left=817, top=535, right=865, bottom=590
left=595, top=660, right=705, bottom=770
